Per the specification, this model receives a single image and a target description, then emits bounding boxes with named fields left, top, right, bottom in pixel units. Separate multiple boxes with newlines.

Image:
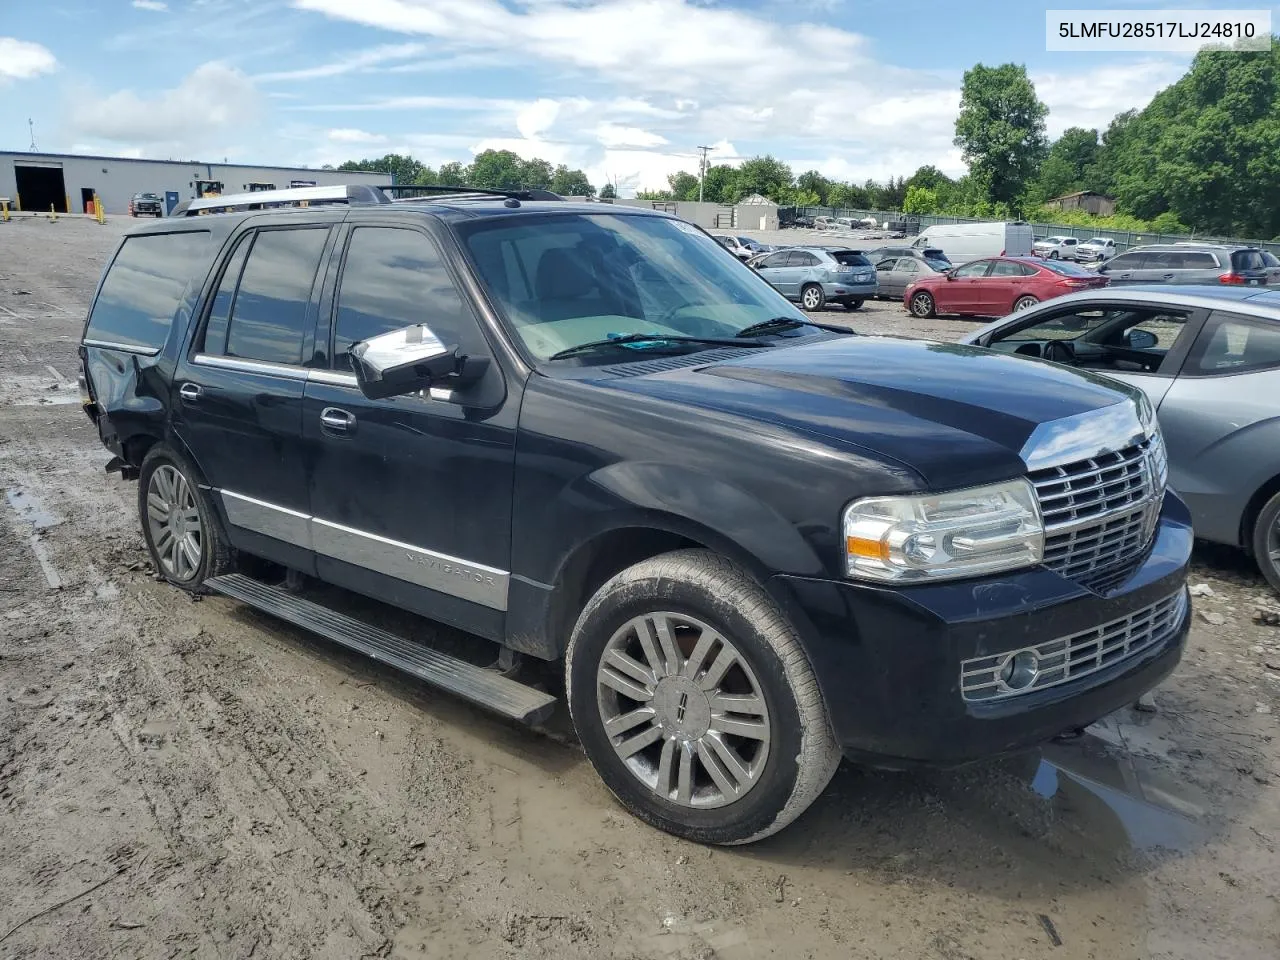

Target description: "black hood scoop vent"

left=595, top=348, right=761, bottom=378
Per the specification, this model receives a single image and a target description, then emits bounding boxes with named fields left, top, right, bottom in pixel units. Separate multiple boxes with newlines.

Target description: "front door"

left=301, top=221, right=515, bottom=639
left=756, top=250, right=798, bottom=297
left=944, top=259, right=993, bottom=313
left=173, top=223, right=334, bottom=571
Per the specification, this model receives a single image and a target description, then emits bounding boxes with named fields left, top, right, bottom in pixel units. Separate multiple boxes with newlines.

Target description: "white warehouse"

left=0, top=151, right=384, bottom=217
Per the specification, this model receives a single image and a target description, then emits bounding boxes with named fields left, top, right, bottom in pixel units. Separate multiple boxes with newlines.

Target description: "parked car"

left=129, top=192, right=163, bottom=217
left=874, top=255, right=951, bottom=300
left=904, top=256, right=1109, bottom=318
left=1077, top=237, right=1117, bottom=262
left=1099, top=244, right=1270, bottom=287
left=1032, top=236, right=1083, bottom=260
left=712, top=235, right=756, bottom=260
left=864, top=245, right=951, bottom=267
left=1261, top=250, right=1280, bottom=285
left=911, top=221, right=1034, bottom=264
left=78, top=183, right=1190, bottom=845
left=961, top=286, right=1280, bottom=591
left=755, top=246, right=877, bottom=309
left=813, top=216, right=838, bottom=231
left=789, top=215, right=815, bottom=229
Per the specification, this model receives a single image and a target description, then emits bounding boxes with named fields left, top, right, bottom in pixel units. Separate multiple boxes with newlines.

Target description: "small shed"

left=1045, top=191, right=1117, bottom=217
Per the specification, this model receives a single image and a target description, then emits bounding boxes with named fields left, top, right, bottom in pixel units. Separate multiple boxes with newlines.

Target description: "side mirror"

left=945, top=270, right=957, bottom=280
left=351, top=324, right=468, bottom=400
left=1097, top=263, right=1110, bottom=274
left=1127, top=329, right=1158, bottom=350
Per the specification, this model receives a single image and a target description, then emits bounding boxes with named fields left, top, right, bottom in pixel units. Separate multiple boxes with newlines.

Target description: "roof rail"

left=380, top=184, right=564, bottom=202
left=183, top=183, right=390, bottom=216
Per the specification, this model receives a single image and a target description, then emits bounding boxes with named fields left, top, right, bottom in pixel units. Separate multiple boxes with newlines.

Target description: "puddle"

left=5, top=488, right=62, bottom=530
left=1030, top=733, right=1210, bottom=853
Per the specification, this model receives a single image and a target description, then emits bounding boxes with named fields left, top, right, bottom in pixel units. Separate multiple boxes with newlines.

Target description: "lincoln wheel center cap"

left=652, top=676, right=712, bottom=739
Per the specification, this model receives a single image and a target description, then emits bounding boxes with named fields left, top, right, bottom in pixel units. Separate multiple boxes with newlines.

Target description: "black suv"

left=79, top=184, right=1192, bottom=845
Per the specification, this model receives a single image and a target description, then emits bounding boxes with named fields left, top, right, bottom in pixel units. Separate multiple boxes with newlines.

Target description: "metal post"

left=696, top=145, right=713, bottom=203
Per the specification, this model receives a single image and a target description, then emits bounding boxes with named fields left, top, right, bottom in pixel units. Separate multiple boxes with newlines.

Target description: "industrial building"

left=0, top=151, right=384, bottom=217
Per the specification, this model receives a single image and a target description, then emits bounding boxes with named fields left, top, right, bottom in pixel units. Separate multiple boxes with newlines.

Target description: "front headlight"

left=842, top=479, right=1044, bottom=582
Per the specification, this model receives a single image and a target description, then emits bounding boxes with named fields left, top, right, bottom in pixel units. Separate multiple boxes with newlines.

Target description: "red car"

left=903, top=256, right=1109, bottom=318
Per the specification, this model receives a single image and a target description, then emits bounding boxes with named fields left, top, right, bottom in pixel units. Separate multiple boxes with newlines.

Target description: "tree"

left=549, top=165, right=595, bottom=197
left=734, top=155, right=793, bottom=202
left=338, top=153, right=427, bottom=185
left=1025, top=126, right=1100, bottom=206
left=599, top=182, right=617, bottom=200
left=902, top=185, right=940, bottom=215
left=905, top=165, right=953, bottom=193
left=468, top=150, right=526, bottom=190
left=667, top=171, right=701, bottom=201
left=795, top=170, right=832, bottom=205
left=954, top=63, right=1049, bottom=207
left=828, top=181, right=869, bottom=209
left=701, top=164, right=739, bottom=204
left=519, top=158, right=554, bottom=190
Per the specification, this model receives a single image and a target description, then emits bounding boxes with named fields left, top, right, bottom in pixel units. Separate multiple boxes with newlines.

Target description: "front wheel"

left=1013, top=295, right=1039, bottom=312
left=909, top=290, right=936, bottom=318
left=845, top=299, right=864, bottom=311
left=800, top=284, right=825, bottom=311
left=1251, top=491, right=1280, bottom=593
left=1049, top=250, right=1060, bottom=260
left=565, top=550, right=840, bottom=845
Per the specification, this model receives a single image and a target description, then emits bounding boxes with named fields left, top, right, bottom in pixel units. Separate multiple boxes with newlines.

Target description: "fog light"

left=999, top=650, right=1040, bottom=691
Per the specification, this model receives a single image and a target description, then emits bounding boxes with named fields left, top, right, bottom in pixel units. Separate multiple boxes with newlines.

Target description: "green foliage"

left=734, top=155, right=793, bottom=202
left=599, top=182, right=617, bottom=200
left=337, top=153, right=430, bottom=185
left=905, top=165, right=953, bottom=193
left=436, top=162, right=467, bottom=186
left=796, top=170, right=832, bottom=205
left=701, top=165, right=739, bottom=204
left=550, top=165, right=595, bottom=197
left=667, top=171, right=700, bottom=201
left=954, top=63, right=1049, bottom=206
left=1024, top=127, right=1100, bottom=206
left=1024, top=205, right=1186, bottom=233
left=338, top=150, right=595, bottom=196
left=902, top=185, right=940, bottom=215
left=792, top=188, right=822, bottom=208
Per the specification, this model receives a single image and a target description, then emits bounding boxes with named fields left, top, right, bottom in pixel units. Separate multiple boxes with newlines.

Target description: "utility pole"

left=696, top=145, right=714, bottom=202
left=28, top=119, right=38, bottom=152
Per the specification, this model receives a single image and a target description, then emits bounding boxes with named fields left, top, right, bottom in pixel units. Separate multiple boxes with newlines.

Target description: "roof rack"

left=181, top=183, right=389, bottom=216
left=380, top=184, right=564, bottom=203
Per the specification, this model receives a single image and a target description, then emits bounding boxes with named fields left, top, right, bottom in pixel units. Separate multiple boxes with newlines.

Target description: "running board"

left=205, top=573, right=557, bottom=724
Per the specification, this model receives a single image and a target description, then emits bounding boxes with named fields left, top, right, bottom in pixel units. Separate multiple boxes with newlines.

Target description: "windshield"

left=461, top=213, right=808, bottom=361
left=831, top=251, right=870, bottom=267
left=924, top=258, right=951, bottom=271
left=1086, top=238, right=1108, bottom=245
left=1038, top=259, right=1095, bottom=276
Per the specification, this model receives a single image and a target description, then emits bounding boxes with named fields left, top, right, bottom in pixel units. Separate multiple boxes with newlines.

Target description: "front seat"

left=535, top=248, right=601, bottom=323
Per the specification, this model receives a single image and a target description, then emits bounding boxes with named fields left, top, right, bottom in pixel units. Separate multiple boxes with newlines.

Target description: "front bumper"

left=769, top=492, right=1192, bottom=768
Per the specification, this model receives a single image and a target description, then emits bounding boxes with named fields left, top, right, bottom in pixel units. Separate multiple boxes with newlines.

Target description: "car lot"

left=2, top=217, right=1278, bottom=960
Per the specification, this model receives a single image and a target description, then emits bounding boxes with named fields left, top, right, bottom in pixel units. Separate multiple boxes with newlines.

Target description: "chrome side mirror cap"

left=350, top=324, right=461, bottom=400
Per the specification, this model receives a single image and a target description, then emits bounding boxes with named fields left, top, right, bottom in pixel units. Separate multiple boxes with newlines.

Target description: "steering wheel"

left=1043, top=339, right=1077, bottom=365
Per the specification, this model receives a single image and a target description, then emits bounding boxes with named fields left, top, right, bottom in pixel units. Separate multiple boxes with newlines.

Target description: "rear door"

left=984, top=259, right=1035, bottom=314
left=173, top=222, right=335, bottom=570
left=874, top=257, right=901, bottom=298
left=1098, top=251, right=1148, bottom=285
left=301, top=220, right=515, bottom=638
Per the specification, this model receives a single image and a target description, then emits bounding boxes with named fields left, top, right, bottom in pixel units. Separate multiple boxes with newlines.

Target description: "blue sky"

left=0, top=1, right=1262, bottom=194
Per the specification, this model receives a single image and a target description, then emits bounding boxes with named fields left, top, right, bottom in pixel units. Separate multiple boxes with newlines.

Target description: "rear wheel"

left=1251, top=491, right=1280, bottom=593
left=565, top=550, right=840, bottom=845
left=845, top=299, right=864, bottom=311
left=138, top=445, right=234, bottom=590
left=801, top=284, right=825, bottom=311
left=1013, top=295, right=1039, bottom=312
left=909, top=291, right=936, bottom=318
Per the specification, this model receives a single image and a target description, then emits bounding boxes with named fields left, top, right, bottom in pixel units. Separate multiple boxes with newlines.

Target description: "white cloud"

left=328, top=128, right=388, bottom=144
left=516, top=99, right=562, bottom=140
left=132, top=0, right=169, bottom=11
left=1033, top=58, right=1188, bottom=137
left=66, top=62, right=260, bottom=152
left=0, top=37, right=57, bottom=81
left=255, top=42, right=425, bottom=82
left=595, top=123, right=668, bottom=149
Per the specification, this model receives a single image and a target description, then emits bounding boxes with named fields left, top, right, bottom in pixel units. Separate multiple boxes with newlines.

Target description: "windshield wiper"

left=733, top=316, right=856, bottom=338
left=548, top=333, right=769, bottom=361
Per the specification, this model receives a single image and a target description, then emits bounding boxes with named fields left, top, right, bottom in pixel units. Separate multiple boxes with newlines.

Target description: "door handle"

left=320, top=407, right=356, bottom=433
left=179, top=382, right=202, bottom=402
left=1161, top=273, right=1176, bottom=280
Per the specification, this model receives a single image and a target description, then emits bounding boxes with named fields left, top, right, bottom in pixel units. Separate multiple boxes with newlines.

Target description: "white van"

left=911, top=222, right=1034, bottom=264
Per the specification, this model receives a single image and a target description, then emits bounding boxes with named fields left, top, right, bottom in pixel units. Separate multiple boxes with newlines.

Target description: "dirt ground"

left=1, top=215, right=1278, bottom=960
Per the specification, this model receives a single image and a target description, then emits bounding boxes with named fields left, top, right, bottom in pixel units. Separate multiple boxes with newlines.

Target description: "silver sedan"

left=961, top=285, right=1280, bottom=591
left=873, top=255, right=950, bottom=300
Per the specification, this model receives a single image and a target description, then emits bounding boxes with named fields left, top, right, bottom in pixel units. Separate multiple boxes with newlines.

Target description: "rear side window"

left=1106, top=252, right=1147, bottom=271
left=1232, top=250, right=1265, bottom=271
left=199, top=233, right=251, bottom=354
left=332, top=227, right=473, bottom=370
left=1189, top=315, right=1280, bottom=374
left=793, top=251, right=821, bottom=266
left=1039, top=260, right=1093, bottom=276
left=86, top=231, right=210, bottom=350
left=832, top=252, right=870, bottom=267
left=1176, top=252, right=1219, bottom=269
left=224, top=228, right=328, bottom=365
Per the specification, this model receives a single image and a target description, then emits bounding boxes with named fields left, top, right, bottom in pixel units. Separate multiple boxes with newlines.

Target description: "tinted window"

left=759, top=251, right=792, bottom=268
left=991, top=260, right=1034, bottom=277
left=793, top=251, right=821, bottom=266
left=875, top=259, right=896, bottom=272
left=333, top=228, right=472, bottom=370
left=898, top=259, right=921, bottom=274
left=1105, top=252, right=1147, bottom=271
left=1177, top=252, right=1219, bottom=269
left=831, top=251, right=870, bottom=267
left=225, top=228, right=328, bottom=365
left=922, top=248, right=948, bottom=262
left=954, top=260, right=990, bottom=278
left=200, top=233, right=251, bottom=354
left=998, top=309, right=1112, bottom=342
left=1189, top=316, right=1280, bottom=374
left=1039, top=260, right=1093, bottom=276
left=1232, top=250, right=1265, bottom=271
left=87, top=232, right=210, bottom=350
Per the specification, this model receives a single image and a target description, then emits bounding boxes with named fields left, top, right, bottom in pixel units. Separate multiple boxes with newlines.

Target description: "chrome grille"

left=960, top=590, right=1187, bottom=702
left=1030, top=437, right=1162, bottom=588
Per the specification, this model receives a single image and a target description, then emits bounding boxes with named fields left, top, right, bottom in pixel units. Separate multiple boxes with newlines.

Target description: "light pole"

left=696, top=145, right=714, bottom=202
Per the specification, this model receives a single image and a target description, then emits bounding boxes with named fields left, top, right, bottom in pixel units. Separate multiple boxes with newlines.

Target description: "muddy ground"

left=1, top=215, right=1278, bottom=960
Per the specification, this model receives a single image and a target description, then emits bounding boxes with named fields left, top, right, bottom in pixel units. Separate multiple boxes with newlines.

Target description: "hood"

left=597, top=336, right=1140, bottom=489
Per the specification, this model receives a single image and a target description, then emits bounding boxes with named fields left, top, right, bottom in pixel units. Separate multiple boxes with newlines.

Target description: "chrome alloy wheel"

left=1269, top=513, right=1280, bottom=572
left=146, top=464, right=202, bottom=581
left=596, top=612, right=771, bottom=809
left=802, top=286, right=822, bottom=310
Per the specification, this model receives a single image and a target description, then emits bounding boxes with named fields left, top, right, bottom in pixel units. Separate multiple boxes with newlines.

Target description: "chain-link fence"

left=785, top=206, right=1280, bottom=255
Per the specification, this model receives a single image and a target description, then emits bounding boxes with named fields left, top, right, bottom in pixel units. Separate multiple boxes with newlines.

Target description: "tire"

left=1251, top=490, right=1280, bottom=593
left=1013, top=295, right=1039, bottom=312
left=565, top=550, right=840, bottom=845
left=909, top=290, right=936, bottom=318
left=1049, top=250, right=1059, bottom=260
left=800, top=284, right=825, bottom=311
left=138, top=444, right=234, bottom=590
left=845, top=299, right=864, bottom=311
